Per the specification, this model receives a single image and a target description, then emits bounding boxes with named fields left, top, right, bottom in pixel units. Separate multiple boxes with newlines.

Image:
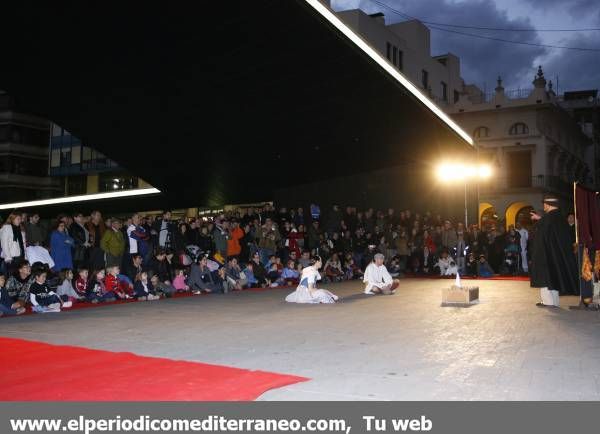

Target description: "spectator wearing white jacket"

left=1, top=213, right=27, bottom=273
left=363, top=253, right=399, bottom=295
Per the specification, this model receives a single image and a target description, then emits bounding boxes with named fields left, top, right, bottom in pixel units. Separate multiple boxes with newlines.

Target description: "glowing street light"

left=435, top=162, right=492, bottom=226
left=435, top=163, right=492, bottom=182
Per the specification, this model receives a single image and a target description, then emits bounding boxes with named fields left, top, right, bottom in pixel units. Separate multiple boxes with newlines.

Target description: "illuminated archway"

left=505, top=201, right=532, bottom=228
left=479, top=202, right=493, bottom=226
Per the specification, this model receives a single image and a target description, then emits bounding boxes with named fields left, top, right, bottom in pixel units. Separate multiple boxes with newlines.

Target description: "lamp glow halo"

left=0, top=188, right=161, bottom=210
left=304, top=0, right=473, bottom=146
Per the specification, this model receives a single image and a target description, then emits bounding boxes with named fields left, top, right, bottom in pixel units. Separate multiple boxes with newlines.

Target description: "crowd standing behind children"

left=0, top=204, right=539, bottom=317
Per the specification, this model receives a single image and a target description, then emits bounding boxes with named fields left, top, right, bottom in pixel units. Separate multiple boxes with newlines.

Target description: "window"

left=60, top=147, right=72, bottom=167
left=50, top=148, right=60, bottom=168
left=99, top=173, right=138, bottom=192
left=507, top=151, right=532, bottom=188
left=441, top=81, right=448, bottom=102
left=386, top=42, right=391, bottom=60
left=397, top=50, right=403, bottom=70
left=454, top=90, right=460, bottom=103
left=509, top=122, right=529, bottom=135
left=71, top=145, right=81, bottom=164
left=421, top=70, right=429, bottom=89
left=473, top=126, right=490, bottom=138
left=392, top=46, right=397, bottom=66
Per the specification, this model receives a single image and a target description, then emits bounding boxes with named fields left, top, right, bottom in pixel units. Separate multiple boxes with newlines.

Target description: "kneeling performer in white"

left=363, top=253, right=400, bottom=295
left=285, top=255, right=338, bottom=304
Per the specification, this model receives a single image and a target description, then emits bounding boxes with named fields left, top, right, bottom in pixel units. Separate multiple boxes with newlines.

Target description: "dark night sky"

left=333, top=0, right=600, bottom=93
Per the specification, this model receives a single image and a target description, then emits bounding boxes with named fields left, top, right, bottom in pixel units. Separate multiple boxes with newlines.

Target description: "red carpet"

left=0, top=337, right=308, bottom=401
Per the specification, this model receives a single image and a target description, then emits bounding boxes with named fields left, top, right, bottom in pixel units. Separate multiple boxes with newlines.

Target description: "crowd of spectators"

left=0, top=203, right=540, bottom=317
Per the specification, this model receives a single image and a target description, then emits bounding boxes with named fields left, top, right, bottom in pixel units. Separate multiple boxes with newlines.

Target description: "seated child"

left=266, top=255, right=282, bottom=286
left=29, top=269, right=72, bottom=313
left=465, top=253, right=478, bottom=277
left=0, top=274, right=26, bottom=316
left=103, top=266, right=129, bottom=300
left=344, top=257, right=363, bottom=280
left=242, top=263, right=258, bottom=287
left=280, top=260, right=300, bottom=286
left=172, top=268, right=190, bottom=292
left=81, top=269, right=108, bottom=303
left=477, top=254, right=495, bottom=278
left=56, top=269, right=84, bottom=303
left=133, top=271, right=160, bottom=300
left=150, top=274, right=175, bottom=298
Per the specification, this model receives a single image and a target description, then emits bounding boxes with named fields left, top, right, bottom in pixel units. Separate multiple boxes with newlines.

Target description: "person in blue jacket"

left=50, top=221, right=74, bottom=272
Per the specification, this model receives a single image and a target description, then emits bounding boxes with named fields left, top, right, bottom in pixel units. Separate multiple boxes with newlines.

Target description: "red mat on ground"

left=0, top=337, right=308, bottom=401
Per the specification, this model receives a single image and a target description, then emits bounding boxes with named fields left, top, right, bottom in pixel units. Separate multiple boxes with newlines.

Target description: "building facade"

left=330, top=1, right=596, bottom=228
left=0, top=90, right=62, bottom=203
left=448, top=67, right=593, bottom=228
left=49, top=123, right=153, bottom=196
left=335, top=8, right=463, bottom=106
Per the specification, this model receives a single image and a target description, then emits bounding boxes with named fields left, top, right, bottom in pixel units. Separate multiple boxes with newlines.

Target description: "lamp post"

left=436, top=162, right=492, bottom=227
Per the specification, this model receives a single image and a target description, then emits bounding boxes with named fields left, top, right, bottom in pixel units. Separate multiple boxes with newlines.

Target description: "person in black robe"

left=530, top=195, right=578, bottom=307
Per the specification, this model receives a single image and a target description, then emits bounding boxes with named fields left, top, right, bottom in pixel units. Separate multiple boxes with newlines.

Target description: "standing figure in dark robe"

left=530, top=195, right=578, bottom=307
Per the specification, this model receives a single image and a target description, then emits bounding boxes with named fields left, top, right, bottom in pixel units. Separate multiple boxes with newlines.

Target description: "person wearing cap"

left=529, top=194, right=578, bottom=307
left=363, top=253, right=399, bottom=295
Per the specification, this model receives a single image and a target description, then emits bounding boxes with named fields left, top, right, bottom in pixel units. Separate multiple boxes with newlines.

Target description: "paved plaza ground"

left=1, top=279, right=599, bottom=400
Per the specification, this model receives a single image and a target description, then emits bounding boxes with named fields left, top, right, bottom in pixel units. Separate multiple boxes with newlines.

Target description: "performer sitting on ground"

left=363, top=253, right=399, bottom=295
left=530, top=194, right=578, bottom=308
left=285, top=255, right=338, bottom=304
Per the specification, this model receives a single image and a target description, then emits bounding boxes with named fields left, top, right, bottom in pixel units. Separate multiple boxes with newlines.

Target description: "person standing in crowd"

left=86, top=210, right=106, bottom=271
left=212, top=217, right=230, bottom=260
left=516, top=222, right=529, bottom=273
left=127, top=213, right=150, bottom=263
left=363, top=253, right=399, bottom=295
left=50, top=220, right=74, bottom=272
left=441, top=220, right=458, bottom=255
left=1, top=212, right=26, bottom=274
left=70, top=213, right=90, bottom=271
left=25, top=213, right=46, bottom=247
left=227, top=219, right=243, bottom=260
left=566, top=212, right=576, bottom=245
left=530, top=195, right=579, bottom=308
left=152, top=210, right=175, bottom=250
left=256, top=218, right=280, bottom=265
left=100, top=218, right=125, bottom=268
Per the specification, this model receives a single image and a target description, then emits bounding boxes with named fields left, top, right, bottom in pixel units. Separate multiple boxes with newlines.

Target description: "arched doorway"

left=480, top=204, right=499, bottom=230
left=505, top=201, right=532, bottom=228
left=479, top=202, right=494, bottom=227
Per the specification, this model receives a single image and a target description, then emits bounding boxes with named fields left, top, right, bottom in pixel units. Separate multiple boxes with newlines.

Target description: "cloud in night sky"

left=332, top=0, right=600, bottom=92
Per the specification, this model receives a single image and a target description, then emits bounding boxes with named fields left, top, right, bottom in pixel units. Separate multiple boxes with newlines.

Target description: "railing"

left=469, top=88, right=534, bottom=104
left=479, top=175, right=572, bottom=194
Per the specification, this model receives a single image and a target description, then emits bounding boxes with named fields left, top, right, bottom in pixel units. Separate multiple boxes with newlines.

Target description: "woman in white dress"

left=285, top=256, right=338, bottom=304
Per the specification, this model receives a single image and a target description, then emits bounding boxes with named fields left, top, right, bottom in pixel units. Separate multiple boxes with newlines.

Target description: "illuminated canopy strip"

left=0, top=188, right=161, bottom=210
left=304, top=0, right=473, bottom=146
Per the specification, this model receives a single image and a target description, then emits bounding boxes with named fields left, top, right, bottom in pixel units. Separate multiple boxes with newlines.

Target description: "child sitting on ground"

left=133, top=271, right=160, bottom=301
left=149, top=274, right=175, bottom=298
left=266, top=255, right=282, bottom=287
left=280, top=260, right=300, bottom=286
left=104, top=266, right=129, bottom=300
left=56, top=269, right=84, bottom=303
left=242, top=263, right=258, bottom=288
left=0, top=274, right=26, bottom=316
left=29, top=269, right=72, bottom=313
left=172, top=268, right=190, bottom=292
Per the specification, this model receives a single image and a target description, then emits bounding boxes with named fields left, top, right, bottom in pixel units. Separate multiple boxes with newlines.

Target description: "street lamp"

left=435, top=162, right=492, bottom=227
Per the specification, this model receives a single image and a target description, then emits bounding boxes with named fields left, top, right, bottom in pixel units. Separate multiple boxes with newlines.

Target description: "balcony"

left=479, top=174, right=572, bottom=195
